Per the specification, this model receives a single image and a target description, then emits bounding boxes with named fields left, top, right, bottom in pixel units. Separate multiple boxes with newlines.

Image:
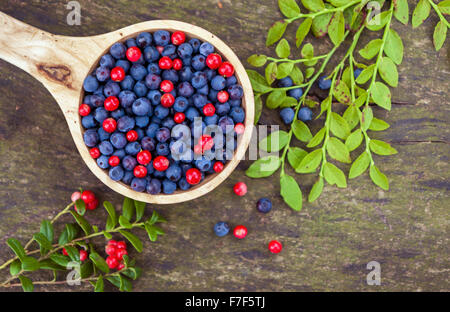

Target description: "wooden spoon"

left=0, top=12, right=254, bottom=204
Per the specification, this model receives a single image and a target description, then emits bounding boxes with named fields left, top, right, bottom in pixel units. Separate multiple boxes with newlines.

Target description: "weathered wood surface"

left=0, top=0, right=448, bottom=291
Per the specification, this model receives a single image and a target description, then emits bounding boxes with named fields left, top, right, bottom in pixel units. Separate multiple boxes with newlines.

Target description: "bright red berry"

left=233, top=225, right=248, bottom=239
left=126, top=46, right=142, bottom=62
left=202, top=103, right=215, bottom=116
left=153, top=156, right=170, bottom=171
left=62, top=248, right=68, bottom=256
left=171, top=31, right=186, bottom=45
left=159, top=56, right=173, bottom=69
left=104, top=96, right=119, bottom=111
left=200, top=135, right=214, bottom=151
left=110, top=66, right=125, bottom=82
left=86, top=198, right=98, bottom=210
left=161, top=93, right=175, bottom=107
left=218, top=61, right=235, bottom=77
left=134, top=165, right=147, bottom=178
left=108, top=240, right=118, bottom=247
left=160, top=80, right=174, bottom=93
left=172, top=58, right=183, bottom=70
left=137, top=150, right=152, bottom=165
left=217, top=91, right=229, bottom=103
left=186, top=168, right=202, bottom=185
left=193, top=144, right=203, bottom=155
left=213, top=161, right=224, bottom=173
left=116, top=241, right=126, bottom=249
left=233, top=182, right=247, bottom=196
left=174, top=112, right=185, bottom=123
left=79, top=249, right=88, bottom=261
left=71, top=191, right=81, bottom=203
left=117, top=263, right=125, bottom=270
left=108, top=155, right=120, bottom=167
left=81, top=190, right=96, bottom=203
left=106, top=256, right=119, bottom=269
left=126, top=130, right=138, bottom=142
left=78, top=103, right=91, bottom=116
left=234, top=123, right=245, bottom=135
left=156, top=45, right=164, bottom=54
left=89, top=147, right=101, bottom=159
left=206, top=53, right=222, bottom=69
left=115, top=248, right=128, bottom=261
left=102, top=118, right=117, bottom=133
left=268, top=240, right=282, bottom=254
left=105, top=245, right=117, bottom=256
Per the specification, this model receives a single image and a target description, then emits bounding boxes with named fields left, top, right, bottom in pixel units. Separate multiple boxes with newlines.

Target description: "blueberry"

left=122, top=155, right=137, bottom=171
left=104, top=81, right=121, bottom=97
left=208, top=89, right=219, bottom=102
left=96, top=66, right=110, bottom=82
left=229, top=107, right=245, bottom=123
left=111, top=108, right=125, bottom=119
left=113, top=149, right=126, bottom=159
left=162, top=44, right=176, bottom=57
left=120, top=76, right=135, bottom=91
left=153, top=170, right=165, bottom=178
left=109, top=166, right=125, bottom=181
left=146, top=178, right=162, bottom=194
left=182, top=57, right=192, bottom=67
left=141, top=136, right=156, bottom=151
left=178, top=178, right=190, bottom=190
left=144, top=47, right=160, bottom=63
left=156, top=127, right=171, bottom=143
left=205, top=114, right=219, bottom=126
left=91, top=94, right=106, bottom=108
left=97, top=155, right=110, bottom=169
left=287, top=87, right=303, bottom=100
left=110, top=42, right=127, bottom=59
left=162, top=69, right=179, bottom=83
left=226, top=75, right=238, bottom=87
left=199, top=42, right=214, bottom=56
left=278, top=77, right=294, bottom=88
left=83, top=95, right=93, bottom=107
left=135, top=116, right=149, bottom=128
left=216, top=102, right=230, bottom=116
left=83, top=129, right=99, bottom=147
left=136, top=128, right=145, bottom=140
left=99, top=54, right=115, bottom=68
left=110, top=132, right=127, bottom=149
left=125, top=142, right=141, bottom=155
left=131, top=178, right=147, bottom=192
left=173, top=96, right=189, bottom=112
left=189, top=38, right=201, bottom=52
left=126, top=38, right=137, bottom=48
left=256, top=197, right=272, bottom=213
left=98, top=128, right=111, bottom=141
left=204, top=68, right=217, bottom=81
left=228, top=84, right=244, bottom=100
left=318, top=76, right=332, bottom=90
left=99, top=141, right=114, bottom=155
left=94, top=86, right=104, bottom=96
left=153, top=30, right=170, bottom=46
left=213, top=221, right=230, bottom=237
left=162, top=179, right=177, bottom=194
left=145, top=74, right=161, bottom=90
left=146, top=123, right=159, bottom=138
left=154, top=105, right=170, bottom=119
left=132, top=98, right=152, bottom=116
left=161, top=117, right=176, bottom=129
left=118, top=90, right=136, bottom=108
left=192, top=94, right=207, bottom=109
left=147, top=90, right=162, bottom=105
left=136, top=32, right=152, bottom=48
left=117, top=116, right=135, bottom=132
left=176, top=82, right=194, bottom=98
left=146, top=161, right=155, bottom=175
left=218, top=116, right=234, bottom=134
left=229, top=99, right=241, bottom=107
left=133, top=79, right=148, bottom=97
left=179, top=67, right=193, bottom=82
left=197, top=84, right=209, bottom=95
left=166, top=165, right=182, bottom=181
left=195, top=157, right=212, bottom=172
left=82, top=115, right=97, bottom=129
left=191, top=54, right=206, bottom=71
left=115, top=60, right=130, bottom=73
left=122, top=171, right=134, bottom=185
left=211, top=75, right=226, bottom=90
left=280, top=107, right=295, bottom=124
left=185, top=107, right=200, bottom=122
left=130, top=64, right=148, bottom=81
left=354, top=68, right=362, bottom=79
left=83, top=75, right=99, bottom=92
left=191, top=71, right=207, bottom=89
left=177, top=43, right=193, bottom=58
left=298, top=107, right=313, bottom=122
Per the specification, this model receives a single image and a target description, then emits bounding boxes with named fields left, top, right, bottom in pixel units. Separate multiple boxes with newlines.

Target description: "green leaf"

left=33, top=233, right=53, bottom=254
left=359, top=39, right=382, bottom=60
left=63, top=246, right=80, bottom=262
left=277, top=62, right=294, bottom=79
left=247, top=54, right=267, bottom=67
left=7, top=238, right=26, bottom=260
left=367, top=10, right=390, bottom=31
left=144, top=224, right=158, bottom=242
left=276, top=39, right=291, bottom=58
left=122, top=197, right=134, bottom=221
left=148, top=210, right=166, bottom=224
left=265, top=62, right=278, bottom=85
left=58, top=223, right=78, bottom=245
left=330, top=112, right=351, bottom=139
left=89, top=252, right=109, bottom=273
left=266, top=21, right=288, bottom=46
left=362, top=106, right=374, bottom=131
left=311, top=5, right=333, bottom=37
left=349, top=152, right=371, bottom=179
left=296, top=149, right=322, bottom=173
left=354, top=91, right=368, bottom=108
left=287, top=147, right=307, bottom=169
left=307, top=128, right=326, bottom=148
left=290, top=65, right=304, bottom=85
left=328, top=10, right=345, bottom=45
left=49, top=254, right=70, bottom=268
left=412, top=0, right=431, bottom=28
left=266, top=90, right=286, bottom=109
left=119, top=215, right=133, bottom=229
left=369, top=139, right=398, bottom=155
left=345, top=129, right=363, bottom=152
left=70, top=211, right=93, bottom=235
left=80, top=261, right=94, bottom=279
left=259, top=130, right=289, bottom=152
left=371, top=82, right=391, bottom=110
left=333, top=81, right=351, bottom=104
left=246, top=70, right=271, bottom=93
left=327, top=137, right=351, bottom=163
left=19, top=275, right=34, bottom=292
left=356, top=64, right=375, bottom=84
left=323, top=162, right=347, bottom=188
left=369, top=117, right=390, bottom=131
left=119, top=274, right=132, bottom=292
left=384, top=29, right=404, bottom=65
left=308, top=177, right=324, bottom=202
left=254, top=95, right=263, bottom=125
left=343, top=105, right=359, bottom=130
left=433, top=20, right=447, bottom=51
left=280, top=96, right=298, bottom=108
left=279, top=0, right=301, bottom=18
left=134, top=200, right=146, bottom=222
left=40, top=220, right=54, bottom=244
left=394, top=0, right=409, bottom=25
left=379, top=57, right=398, bottom=87
left=119, top=230, right=143, bottom=253
left=10, top=259, right=21, bottom=276
left=301, top=0, right=325, bottom=12
left=296, top=18, right=312, bottom=47
left=38, top=259, right=65, bottom=271
left=246, top=156, right=281, bottom=178
left=301, top=43, right=314, bottom=59
left=121, top=267, right=142, bottom=280
left=104, top=201, right=118, bottom=231
left=280, top=174, right=303, bottom=211
left=438, top=0, right=450, bottom=15
left=75, top=199, right=86, bottom=216
left=95, top=275, right=104, bottom=292
left=106, top=275, right=121, bottom=288
left=369, top=165, right=389, bottom=190
left=317, top=96, right=331, bottom=119
left=21, top=256, right=40, bottom=272
left=292, top=120, right=312, bottom=142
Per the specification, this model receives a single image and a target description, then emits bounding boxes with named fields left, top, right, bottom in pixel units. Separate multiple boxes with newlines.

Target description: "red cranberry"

left=200, top=135, right=214, bottom=151
left=137, top=150, right=152, bottom=165
left=108, top=240, right=118, bottom=246
left=115, top=248, right=128, bottom=260
left=89, top=147, right=101, bottom=159
left=161, top=93, right=175, bottom=107
left=171, top=31, right=186, bottom=45
left=233, top=225, right=248, bottom=239
left=186, top=168, right=201, bottom=185
left=62, top=248, right=68, bottom=256
left=233, top=182, right=247, bottom=196
left=102, top=118, right=117, bottom=133
left=126, top=130, right=138, bottom=142
left=116, top=241, right=126, bottom=249
left=134, top=165, right=147, bottom=178
left=202, top=103, right=215, bottom=116
left=126, top=47, right=142, bottom=62
left=71, top=191, right=81, bottom=202
left=159, top=56, right=173, bottom=69
left=78, top=104, right=91, bottom=116
left=104, top=96, right=119, bottom=111
left=172, top=58, right=183, bottom=70
left=156, top=45, right=164, bottom=54
left=106, top=256, right=119, bottom=269
left=213, top=161, right=224, bottom=173
left=206, top=53, right=222, bottom=69
left=117, top=263, right=125, bottom=270
left=268, top=240, right=282, bottom=254
left=218, top=61, right=235, bottom=77
left=174, top=112, right=185, bottom=123
left=105, top=244, right=117, bottom=256
left=153, top=156, right=169, bottom=171
left=217, top=91, right=229, bottom=103
left=193, top=144, right=203, bottom=155
left=110, top=66, right=125, bottom=82
left=81, top=190, right=96, bottom=203
left=86, top=198, right=98, bottom=210
left=160, top=80, right=174, bottom=93
left=79, top=249, right=88, bottom=261
left=108, top=155, right=120, bottom=167
left=234, top=123, right=245, bottom=135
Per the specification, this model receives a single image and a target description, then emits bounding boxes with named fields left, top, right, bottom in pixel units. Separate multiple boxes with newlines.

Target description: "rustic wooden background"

left=0, top=0, right=448, bottom=291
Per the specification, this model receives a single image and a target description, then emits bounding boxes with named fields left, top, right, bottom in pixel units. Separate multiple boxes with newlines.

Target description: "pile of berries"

left=214, top=182, right=282, bottom=254
left=71, top=189, right=99, bottom=211
left=105, top=240, right=128, bottom=270
left=81, top=30, right=246, bottom=194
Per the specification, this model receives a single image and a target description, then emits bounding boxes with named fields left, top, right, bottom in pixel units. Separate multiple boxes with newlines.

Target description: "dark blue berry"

left=256, top=197, right=272, bottom=213
left=229, top=107, right=245, bottom=123
left=82, top=115, right=97, bottom=129
left=83, top=129, right=99, bottom=147
left=156, top=127, right=171, bottom=143
left=162, top=179, right=177, bottom=194
left=110, top=132, right=127, bottom=149
left=144, top=47, right=160, bottom=63
left=228, top=84, right=244, bottom=100
left=154, top=105, right=170, bottom=119
left=120, top=76, right=135, bottom=91
left=97, top=155, right=110, bottom=169
left=136, top=32, right=152, bottom=48
left=141, top=136, right=156, bottom=151
left=280, top=107, right=295, bottom=124
left=117, top=116, right=135, bottom=132
left=153, top=30, right=170, bottom=46
left=109, top=166, right=125, bottom=181
left=298, top=107, right=313, bottom=122
left=99, top=54, right=115, bottom=68
left=118, top=90, right=136, bottom=108
left=189, top=38, right=201, bottom=52
left=191, top=54, right=206, bottom=71
left=146, top=178, right=161, bottom=194
left=214, top=221, right=230, bottom=237
left=177, top=43, right=193, bottom=58
left=211, top=75, right=226, bottom=90
left=318, top=76, right=331, bottom=90
left=177, top=82, right=195, bottom=97
left=132, top=97, right=152, bottom=116
left=145, top=74, right=161, bottom=90
left=125, top=142, right=141, bottom=155
left=287, top=87, right=303, bottom=100
left=130, top=64, right=148, bottom=81
left=191, top=71, right=207, bottom=89
left=96, top=66, right=110, bottom=82
left=104, top=81, right=121, bottom=97
left=131, top=178, right=147, bottom=192
left=83, top=75, right=99, bottom=92
left=135, top=116, right=149, bottom=128
left=122, top=155, right=137, bottom=171
left=166, top=165, right=182, bottom=181
left=278, top=77, right=294, bottom=88
left=110, top=42, right=127, bottom=59
left=199, top=42, right=214, bottom=56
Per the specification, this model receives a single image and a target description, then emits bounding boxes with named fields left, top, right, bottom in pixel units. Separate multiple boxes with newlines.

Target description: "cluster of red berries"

left=105, top=240, right=128, bottom=270
left=62, top=247, right=88, bottom=261
left=71, top=189, right=98, bottom=211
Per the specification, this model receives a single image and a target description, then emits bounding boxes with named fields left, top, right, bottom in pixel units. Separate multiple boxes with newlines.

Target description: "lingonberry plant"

left=246, top=0, right=448, bottom=211
left=0, top=193, right=166, bottom=292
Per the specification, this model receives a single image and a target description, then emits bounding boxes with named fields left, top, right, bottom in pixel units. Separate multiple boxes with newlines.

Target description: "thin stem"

left=267, top=54, right=328, bottom=64
left=428, top=0, right=450, bottom=28
left=285, top=0, right=363, bottom=23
